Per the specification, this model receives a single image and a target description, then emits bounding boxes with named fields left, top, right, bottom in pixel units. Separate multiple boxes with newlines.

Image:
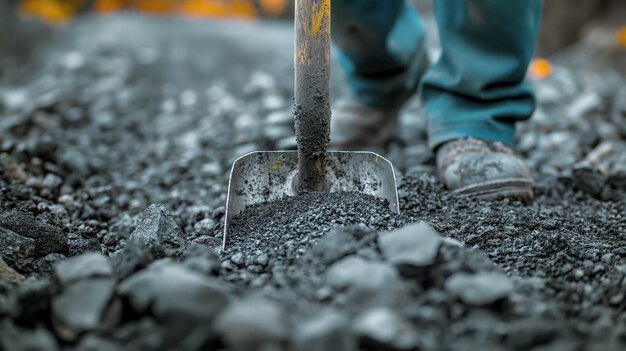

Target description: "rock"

left=68, top=237, right=101, bottom=256
left=326, top=256, right=408, bottom=312
left=353, top=308, right=420, bottom=351
left=75, top=334, right=123, bottom=351
left=0, top=210, right=68, bottom=257
left=54, top=252, right=112, bottom=287
left=14, top=278, right=55, bottom=327
left=0, top=324, right=59, bottom=351
left=128, top=204, right=187, bottom=258
left=51, top=278, right=117, bottom=341
left=0, top=282, right=12, bottom=316
left=230, top=252, right=245, bottom=266
left=572, top=161, right=605, bottom=196
left=193, top=218, right=215, bottom=236
left=0, top=227, right=35, bottom=272
left=326, top=256, right=402, bottom=292
left=183, top=244, right=220, bottom=276
left=0, top=257, right=24, bottom=284
left=118, top=261, right=230, bottom=323
left=111, top=236, right=155, bottom=279
left=378, top=222, right=442, bottom=271
left=31, top=253, right=67, bottom=274
left=293, top=310, right=356, bottom=351
left=214, top=298, right=289, bottom=351
left=445, top=271, right=514, bottom=306
left=0, top=153, right=27, bottom=182
left=309, top=227, right=360, bottom=265
left=41, top=173, right=63, bottom=189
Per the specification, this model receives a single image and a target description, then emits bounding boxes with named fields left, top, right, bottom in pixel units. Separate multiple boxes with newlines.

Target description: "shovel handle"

left=294, top=0, right=331, bottom=192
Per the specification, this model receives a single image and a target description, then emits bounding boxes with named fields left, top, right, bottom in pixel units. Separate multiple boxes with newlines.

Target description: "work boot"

left=330, top=84, right=408, bottom=149
left=436, top=138, right=534, bottom=202
left=330, top=1, right=428, bottom=149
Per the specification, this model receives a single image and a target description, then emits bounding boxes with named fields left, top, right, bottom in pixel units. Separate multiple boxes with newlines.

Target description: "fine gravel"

left=0, top=14, right=625, bottom=351
left=227, top=191, right=410, bottom=252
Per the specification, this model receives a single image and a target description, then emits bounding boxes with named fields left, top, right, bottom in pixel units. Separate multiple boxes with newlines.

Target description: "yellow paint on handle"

left=311, top=0, right=330, bottom=36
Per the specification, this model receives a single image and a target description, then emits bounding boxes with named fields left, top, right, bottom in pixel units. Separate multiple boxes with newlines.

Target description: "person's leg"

left=423, top=0, right=542, bottom=201
left=330, top=0, right=428, bottom=147
left=422, top=0, right=542, bottom=149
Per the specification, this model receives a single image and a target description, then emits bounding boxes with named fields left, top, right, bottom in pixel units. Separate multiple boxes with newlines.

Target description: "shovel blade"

left=222, top=151, right=399, bottom=249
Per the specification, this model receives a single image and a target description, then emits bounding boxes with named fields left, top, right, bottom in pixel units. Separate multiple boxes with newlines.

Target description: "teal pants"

left=332, top=0, right=543, bottom=148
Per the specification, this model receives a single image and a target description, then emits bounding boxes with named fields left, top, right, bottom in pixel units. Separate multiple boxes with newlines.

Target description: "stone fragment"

left=111, top=236, right=155, bottom=279
left=0, top=153, right=27, bottom=182
left=68, top=237, right=101, bottom=256
left=0, top=257, right=24, bottom=285
left=128, top=204, right=187, bottom=258
left=326, top=256, right=409, bottom=312
left=51, top=278, right=117, bottom=341
left=183, top=244, right=220, bottom=276
left=293, top=310, right=356, bottom=351
left=0, top=324, right=59, bottom=351
left=54, top=252, right=112, bottom=287
left=193, top=218, right=215, bottom=236
left=14, top=278, right=55, bottom=326
left=0, top=210, right=68, bottom=257
left=118, top=261, right=229, bottom=322
left=309, top=227, right=359, bottom=265
left=445, top=271, right=514, bottom=306
left=0, top=227, right=35, bottom=272
left=326, top=256, right=402, bottom=292
left=214, top=298, right=289, bottom=351
left=378, top=222, right=442, bottom=269
left=353, top=308, right=420, bottom=351
left=31, top=253, right=67, bottom=274
left=75, top=334, right=123, bottom=351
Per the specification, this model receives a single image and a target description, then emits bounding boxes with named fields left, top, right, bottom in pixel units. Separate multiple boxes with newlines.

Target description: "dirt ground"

left=0, top=15, right=625, bottom=351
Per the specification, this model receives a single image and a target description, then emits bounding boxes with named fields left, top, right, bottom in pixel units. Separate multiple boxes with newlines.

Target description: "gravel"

left=0, top=13, right=624, bottom=351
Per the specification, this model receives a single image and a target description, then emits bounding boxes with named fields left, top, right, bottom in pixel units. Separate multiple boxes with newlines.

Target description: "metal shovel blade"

left=222, top=150, right=399, bottom=249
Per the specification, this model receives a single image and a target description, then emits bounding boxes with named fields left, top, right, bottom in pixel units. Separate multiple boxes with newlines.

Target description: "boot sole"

left=452, top=178, right=534, bottom=203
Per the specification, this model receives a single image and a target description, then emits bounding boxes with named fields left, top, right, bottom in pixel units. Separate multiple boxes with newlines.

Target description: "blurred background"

left=4, top=0, right=626, bottom=58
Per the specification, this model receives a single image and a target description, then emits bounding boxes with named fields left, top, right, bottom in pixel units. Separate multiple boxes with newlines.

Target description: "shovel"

left=222, top=0, right=399, bottom=250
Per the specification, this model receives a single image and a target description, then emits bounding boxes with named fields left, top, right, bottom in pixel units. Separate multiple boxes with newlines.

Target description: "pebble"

left=0, top=324, right=59, bottom=351
left=0, top=227, right=35, bottom=272
left=53, top=252, right=112, bottom=287
left=0, top=257, right=24, bottom=285
left=214, top=298, right=289, bottom=351
left=110, top=236, right=155, bottom=279
left=118, top=261, right=230, bottom=323
left=293, top=310, right=356, bottom=351
left=0, top=210, right=68, bottom=257
left=128, top=204, right=187, bottom=258
left=445, top=271, right=514, bottom=306
left=51, top=278, right=117, bottom=341
left=353, top=308, right=420, bottom=351
left=378, top=222, right=442, bottom=269
left=326, top=256, right=402, bottom=292
left=326, top=256, right=409, bottom=312
left=192, top=218, right=215, bottom=236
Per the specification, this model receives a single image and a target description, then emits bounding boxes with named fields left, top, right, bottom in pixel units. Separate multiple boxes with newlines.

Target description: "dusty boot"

left=330, top=96, right=402, bottom=149
left=436, top=138, right=534, bottom=202
left=330, top=1, right=428, bottom=149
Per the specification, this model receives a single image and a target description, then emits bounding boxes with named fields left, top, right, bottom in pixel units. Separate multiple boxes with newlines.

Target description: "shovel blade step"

left=223, top=151, right=399, bottom=249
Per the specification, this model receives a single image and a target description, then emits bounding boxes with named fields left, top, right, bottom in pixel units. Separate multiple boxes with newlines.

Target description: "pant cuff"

left=428, top=122, right=516, bottom=150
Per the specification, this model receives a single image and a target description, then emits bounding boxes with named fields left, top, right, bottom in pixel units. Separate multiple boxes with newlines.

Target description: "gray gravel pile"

left=0, top=14, right=624, bottom=351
